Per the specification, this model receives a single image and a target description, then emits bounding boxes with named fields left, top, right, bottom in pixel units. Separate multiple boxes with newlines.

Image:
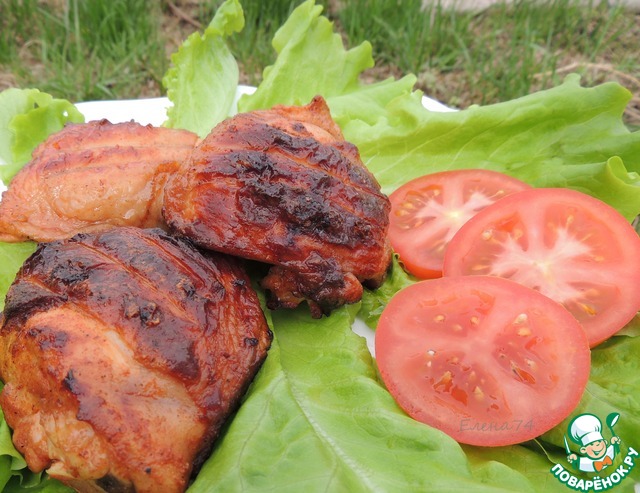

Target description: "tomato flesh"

left=443, top=188, right=640, bottom=346
left=375, top=276, right=590, bottom=447
left=388, top=169, right=530, bottom=279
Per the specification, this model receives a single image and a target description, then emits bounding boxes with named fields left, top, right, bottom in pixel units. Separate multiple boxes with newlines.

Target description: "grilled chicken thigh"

left=163, top=96, right=392, bottom=316
left=0, top=119, right=197, bottom=242
left=0, top=227, right=271, bottom=493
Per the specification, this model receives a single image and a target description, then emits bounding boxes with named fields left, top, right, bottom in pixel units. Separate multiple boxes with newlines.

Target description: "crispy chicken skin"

left=0, top=227, right=271, bottom=493
left=0, top=119, right=198, bottom=243
left=163, top=96, right=392, bottom=317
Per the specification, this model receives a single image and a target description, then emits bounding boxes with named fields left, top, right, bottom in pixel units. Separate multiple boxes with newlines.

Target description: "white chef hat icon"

left=569, top=414, right=604, bottom=447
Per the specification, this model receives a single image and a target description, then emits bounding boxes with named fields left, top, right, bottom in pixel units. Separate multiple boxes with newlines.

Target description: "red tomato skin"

left=388, top=169, right=530, bottom=279
left=442, top=187, right=640, bottom=347
left=375, top=275, right=591, bottom=447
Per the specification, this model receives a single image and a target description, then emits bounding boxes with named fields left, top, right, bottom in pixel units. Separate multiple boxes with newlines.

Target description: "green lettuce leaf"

left=326, top=74, right=422, bottom=127
left=0, top=88, right=83, bottom=184
left=463, top=443, right=562, bottom=493
left=3, top=475, right=73, bottom=493
left=163, top=0, right=244, bottom=136
left=0, top=396, right=26, bottom=492
left=359, top=255, right=415, bottom=328
left=335, top=74, right=640, bottom=221
left=618, top=313, right=640, bottom=337
left=0, top=242, right=36, bottom=312
left=190, top=305, right=543, bottom=492
left=0, top=243, right=37, bottom=489
left=237, top=0, right=374, bottom=112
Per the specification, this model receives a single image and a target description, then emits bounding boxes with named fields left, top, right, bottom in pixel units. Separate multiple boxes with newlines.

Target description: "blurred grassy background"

left=1, top=0, right=638, bottom=128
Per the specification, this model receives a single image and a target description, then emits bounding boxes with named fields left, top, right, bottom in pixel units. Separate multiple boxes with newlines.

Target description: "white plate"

left=73, top=84, right=259, bottom=126
left=74, top=86, right=453, bottom=124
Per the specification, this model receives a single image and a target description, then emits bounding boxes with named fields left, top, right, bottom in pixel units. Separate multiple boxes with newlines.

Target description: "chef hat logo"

left=569, top=413, right=604, bottom=447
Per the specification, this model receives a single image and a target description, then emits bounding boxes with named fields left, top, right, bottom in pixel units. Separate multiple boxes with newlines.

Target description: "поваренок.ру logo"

left=550, top=412, right=638, bottom=491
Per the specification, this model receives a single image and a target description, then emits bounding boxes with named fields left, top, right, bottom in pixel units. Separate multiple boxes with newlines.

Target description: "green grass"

left=339, top=0, right=636, bottom=108
left=1, top=0, right=638, bottom=127
left=339, top=0, right=474, bottom=76
left=1, top=0, right=167, bottom=101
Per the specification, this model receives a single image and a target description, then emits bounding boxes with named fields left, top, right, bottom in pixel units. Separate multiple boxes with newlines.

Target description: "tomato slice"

left=388, top=169, right=530, bottom=279
left=375, top=275, right=590, bottom=447
left=443, top=188, right=640, bottom=347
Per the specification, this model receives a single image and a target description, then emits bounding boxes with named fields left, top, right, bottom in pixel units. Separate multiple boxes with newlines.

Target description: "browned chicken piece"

left=163, top=96, right=392, bottom=317
left=0, top=227, right=271, bottom=493
left=0, top=119, right=198, bottom=243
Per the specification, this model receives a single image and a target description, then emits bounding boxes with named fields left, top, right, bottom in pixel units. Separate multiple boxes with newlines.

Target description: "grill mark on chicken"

left=81, top=232, right=214, bottom=314
left=194, top=150, right=378, bottom=250
left=47, top=234, right=215, bottom=381
left=37, top=231, right=215, bottom=332
left=10, top=242, right=203, bottom=383
left=208, top=118, right=379, bottom=196
left=0, top=227, right=271, bottom=492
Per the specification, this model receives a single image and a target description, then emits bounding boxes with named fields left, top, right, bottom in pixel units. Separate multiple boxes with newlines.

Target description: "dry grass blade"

left=166, top=0, right=203, bottom=30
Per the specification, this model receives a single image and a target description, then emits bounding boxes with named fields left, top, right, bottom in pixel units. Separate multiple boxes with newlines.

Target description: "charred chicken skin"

left=0, top=119, right=198, bottom=242
left=163, top=96, right=392, bottom=317
left=0, top=227, right=271, bottom=493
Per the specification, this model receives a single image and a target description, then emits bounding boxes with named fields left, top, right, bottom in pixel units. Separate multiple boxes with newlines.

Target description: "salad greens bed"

left=0, top=0, right=639, bottom=491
